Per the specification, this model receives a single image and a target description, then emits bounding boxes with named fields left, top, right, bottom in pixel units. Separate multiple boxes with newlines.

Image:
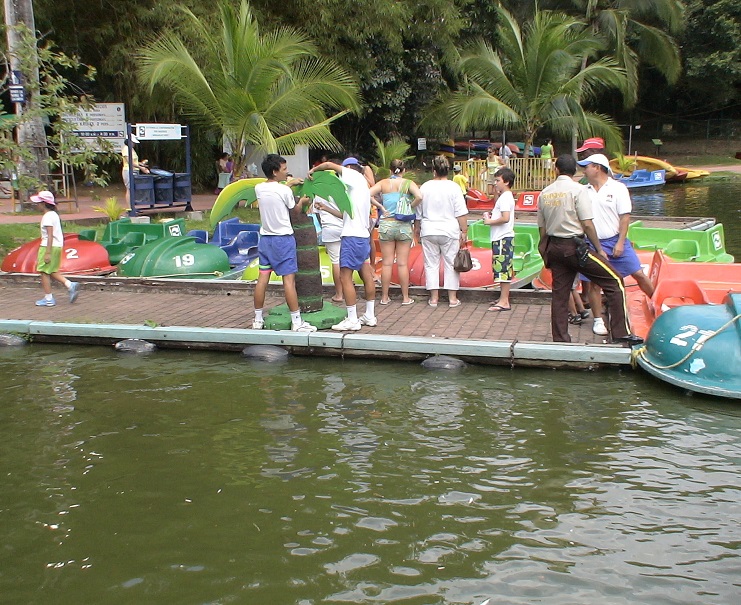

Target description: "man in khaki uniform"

left=538, top=155, right=641, bottom=345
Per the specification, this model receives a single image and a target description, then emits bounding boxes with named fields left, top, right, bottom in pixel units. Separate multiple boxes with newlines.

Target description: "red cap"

left=575, top=137, right=605, bottom=153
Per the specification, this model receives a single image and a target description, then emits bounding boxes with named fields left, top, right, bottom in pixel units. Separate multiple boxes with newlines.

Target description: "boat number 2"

left=173, top=254, right=195, bottom=267
left=64, top=248, right=79, bottom=259
left=670, top=324, right=714, bottom=349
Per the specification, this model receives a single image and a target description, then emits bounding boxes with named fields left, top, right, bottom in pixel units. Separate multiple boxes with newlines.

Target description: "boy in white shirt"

left=31, top=191, right=80, bottom=307
left=252, top=154, right=316, bottom=332
left=308, top=157, right=376, bottom=331
left=482, top=167, right=516, bottom=311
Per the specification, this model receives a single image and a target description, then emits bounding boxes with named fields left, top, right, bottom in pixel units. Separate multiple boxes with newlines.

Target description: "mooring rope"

left=632, top=313, right=741, bottom=370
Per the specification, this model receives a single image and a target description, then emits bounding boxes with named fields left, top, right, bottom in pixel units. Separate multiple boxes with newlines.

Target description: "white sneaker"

left=252, top=319, right=264, bottom=330
left=331, top=317, right=362, bottom=331
left=359, top=314, right=377, bottom=327
left=592, top=317, right=608, bottom=336
left=292, top=321, right=317, bottom=333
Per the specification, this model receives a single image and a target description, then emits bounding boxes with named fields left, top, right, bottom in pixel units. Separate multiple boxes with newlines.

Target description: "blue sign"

left=9, top=85, right=25, bottom=103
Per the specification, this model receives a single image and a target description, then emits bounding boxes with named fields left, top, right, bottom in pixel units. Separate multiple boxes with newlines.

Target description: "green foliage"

left=0, top=25, right=115, bottom=195
left=423, top=8, right=627, bottom=155
left=92, top=197, right=127, bottom=221
left=368, top=132, right=416, bottom=179
left=138, top=0, right=360, bottom=177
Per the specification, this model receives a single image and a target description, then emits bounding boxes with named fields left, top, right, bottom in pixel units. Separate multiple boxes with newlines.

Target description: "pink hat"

left=575, top=137, right=605, bottom=153
left=30, top=191, right=56, bottom=205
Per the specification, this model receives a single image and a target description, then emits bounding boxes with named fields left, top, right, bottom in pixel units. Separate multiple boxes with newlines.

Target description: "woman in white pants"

left=417, top=156, right=469, bottom=307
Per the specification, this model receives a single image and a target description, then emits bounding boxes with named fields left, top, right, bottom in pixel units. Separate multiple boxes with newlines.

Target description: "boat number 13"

left=670, top=324, right=714, bottom=349
left=173, top=254, right=195, bottom=267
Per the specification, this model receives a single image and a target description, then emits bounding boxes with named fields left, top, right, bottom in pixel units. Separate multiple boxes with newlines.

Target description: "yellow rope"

left=633, top=313, right=741, bottom=370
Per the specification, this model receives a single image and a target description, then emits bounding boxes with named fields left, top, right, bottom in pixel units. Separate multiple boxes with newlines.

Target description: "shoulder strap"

left=400, top=178, right=411, bottom=195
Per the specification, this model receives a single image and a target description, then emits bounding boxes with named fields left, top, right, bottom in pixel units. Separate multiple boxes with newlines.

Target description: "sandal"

left=428, top=300, right=438, bottom=307
left=448, top=300, right=462, bottom=308
left=379, top=298, right=391, bottom=305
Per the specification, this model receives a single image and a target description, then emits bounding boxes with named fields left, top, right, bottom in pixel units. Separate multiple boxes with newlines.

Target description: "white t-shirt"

left=489, top=190, right=515, bottom=241
left=586, top=177, right=632, bottom=240
left=255, top=180, right=296, bottom=236
left=340, top=168, right=371, bottom=238
left=315, top=195, right=343, bottom=243
left=418, top=179, right=468, bottom=239
left=40, top=210, right=63, bottom=247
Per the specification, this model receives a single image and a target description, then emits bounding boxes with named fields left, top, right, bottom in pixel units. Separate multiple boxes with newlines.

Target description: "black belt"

left=548, top=235, right=580, bottom=241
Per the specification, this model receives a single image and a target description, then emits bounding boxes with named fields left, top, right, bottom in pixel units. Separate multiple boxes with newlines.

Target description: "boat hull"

left=1, top=233, right=115, bottom=275
left=636, top=293, right=741, bottom=399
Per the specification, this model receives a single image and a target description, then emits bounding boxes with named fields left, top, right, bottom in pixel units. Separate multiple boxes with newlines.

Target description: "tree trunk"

left=4, top=0, right=50, bottom=197
left=291, top=211, right=324, bottom=313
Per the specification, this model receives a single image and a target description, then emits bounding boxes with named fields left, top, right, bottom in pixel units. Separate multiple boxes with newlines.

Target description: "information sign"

left=64, top=103, right=126, bottom=150
left=134, top=123, right=183, bottom=141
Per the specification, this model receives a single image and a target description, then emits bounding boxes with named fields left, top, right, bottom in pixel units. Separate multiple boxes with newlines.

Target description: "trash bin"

left=151, top=169, right=174, bottom=205
left=133, top=174, right=155, bottom=206
left=173, top=173, right=192, bottom=204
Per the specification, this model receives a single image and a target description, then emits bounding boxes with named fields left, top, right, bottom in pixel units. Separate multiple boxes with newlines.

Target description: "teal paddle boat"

left=635, top=293, right=741, bottom=399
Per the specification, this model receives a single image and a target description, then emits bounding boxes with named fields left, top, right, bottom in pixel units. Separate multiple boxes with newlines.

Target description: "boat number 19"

left=173, top=254, right=195, bottom=267
left=670, top=324, right=714, bottom=350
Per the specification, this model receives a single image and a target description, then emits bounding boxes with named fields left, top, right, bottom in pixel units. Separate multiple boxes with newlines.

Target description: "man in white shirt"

left=309, top=157, right=376, bottom=331
left=577, top=154, right=655, bottom=336
left=252, top=154, right=316, bottom=333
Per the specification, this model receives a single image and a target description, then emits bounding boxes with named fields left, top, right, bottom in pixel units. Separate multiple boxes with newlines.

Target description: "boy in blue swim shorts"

left=252, top=154, right=316, bottom=332
left=309, top=157, right=377, bottom=331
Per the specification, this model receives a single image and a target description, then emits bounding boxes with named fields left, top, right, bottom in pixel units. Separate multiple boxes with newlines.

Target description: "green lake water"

left=1, top=345, right=739, bottom=604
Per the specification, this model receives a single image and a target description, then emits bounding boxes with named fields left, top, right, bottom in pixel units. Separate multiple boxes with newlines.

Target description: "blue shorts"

left=258, top=234, right=298, bottom=276
left=597, top=235, right=642, bottom=277
left=339, top=236, right=371, bottom=271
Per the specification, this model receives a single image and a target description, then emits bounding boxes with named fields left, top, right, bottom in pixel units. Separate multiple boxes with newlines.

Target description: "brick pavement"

left=0, top=275, right=609, bottom=345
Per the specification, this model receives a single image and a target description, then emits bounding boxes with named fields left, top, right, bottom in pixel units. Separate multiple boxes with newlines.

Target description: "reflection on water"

left=1, top=345, right=739, bottom=604
left=631, top=180, right=741, bottom=257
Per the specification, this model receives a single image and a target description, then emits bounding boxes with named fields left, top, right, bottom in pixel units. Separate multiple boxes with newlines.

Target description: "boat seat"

left=513, top=232, right=534, bottom=272
left=186, top=229, right=209, bottom=244
left=651, top=278, right=709, bottom=317
left=78, top=229, right=97, bottom=242
left=664, top=239, right=700, bottom=261
left=221, top=230, right=260, bottom=267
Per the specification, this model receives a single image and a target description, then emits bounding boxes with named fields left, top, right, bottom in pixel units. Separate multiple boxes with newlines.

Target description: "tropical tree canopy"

left=137, top=0, right=361, bottom=175
left=423, top=8, right=629, bottom=156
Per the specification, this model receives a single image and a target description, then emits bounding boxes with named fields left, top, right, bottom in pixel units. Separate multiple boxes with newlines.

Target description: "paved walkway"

left=0, top=274, right=631, bottom=368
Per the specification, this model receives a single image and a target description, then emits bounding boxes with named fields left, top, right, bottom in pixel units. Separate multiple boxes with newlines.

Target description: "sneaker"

left=68, top=282, right=80, bottom=303
left=35, top=297, right=55, bottom=307
left=331, top=317, right=362, bottom=332
left=568, top=313, right=583, bottom=325
left=292, top=321, right=317, bottom=333
left=359, top=314, right=377, bottom=327
left=579, top=310, right=591, bottom=320
left=592, top=317, right=608, bottom=336
left=252, top=319, right=264, bottom=330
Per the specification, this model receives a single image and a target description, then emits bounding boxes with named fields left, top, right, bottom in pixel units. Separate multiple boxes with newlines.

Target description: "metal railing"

left=454, top=158, right=555, bottom=193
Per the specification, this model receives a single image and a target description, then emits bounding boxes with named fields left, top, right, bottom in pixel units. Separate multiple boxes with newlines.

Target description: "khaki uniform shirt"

left=538, top=175, right=593, bottom=238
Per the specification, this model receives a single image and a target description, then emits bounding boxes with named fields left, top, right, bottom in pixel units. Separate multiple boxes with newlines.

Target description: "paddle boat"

left=465, top=190, right=540, bottom=213
left=1, top=233, right=116, bottom=275
left=117, top=236, right=232, bottom=279
left=187, top=218, right=260, bottom=268
left=609, top=156, right=709, bottom=182
left=615, top=169, right=666, bottom=191
left=80, top=217, right=187, bottom=265
left=634, top=292, right=741, bottom=399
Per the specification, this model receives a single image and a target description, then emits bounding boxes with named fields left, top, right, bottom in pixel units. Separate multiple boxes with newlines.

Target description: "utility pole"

left=4, top=0, right=49, bottom=200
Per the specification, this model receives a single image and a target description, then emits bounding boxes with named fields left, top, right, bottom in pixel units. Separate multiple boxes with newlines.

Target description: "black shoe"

left=568, top=313, right=583, bottom=325
left=614, top=334, right=644, bottom=346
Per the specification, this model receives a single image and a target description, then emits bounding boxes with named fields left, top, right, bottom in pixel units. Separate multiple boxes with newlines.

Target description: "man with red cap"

left=575, top=137, right=606, bottom=156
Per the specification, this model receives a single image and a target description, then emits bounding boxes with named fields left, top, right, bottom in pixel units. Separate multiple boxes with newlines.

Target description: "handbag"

left=394, top=179, right=416, bottom=222
left=454, top=246, right=473, bottom=272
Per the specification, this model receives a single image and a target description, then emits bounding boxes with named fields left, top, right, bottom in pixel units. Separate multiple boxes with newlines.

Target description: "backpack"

left=394, top=179, right=416, bottom=222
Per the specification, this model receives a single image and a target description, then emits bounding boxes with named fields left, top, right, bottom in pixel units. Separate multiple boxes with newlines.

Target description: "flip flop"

left=401, top=299, right=415, bottom=306
left=379, top=299, right=391, bottom=305
left=428, top=301, right=438, bottom=307
left=331, top=296, right=344, bottom=303
left=448, top=301, right=462, bottom=308
left=488, top=304, right=511, bottom=312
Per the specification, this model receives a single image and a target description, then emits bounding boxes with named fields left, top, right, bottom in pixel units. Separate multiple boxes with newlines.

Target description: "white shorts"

left=324, top=240, right=341, bottom=264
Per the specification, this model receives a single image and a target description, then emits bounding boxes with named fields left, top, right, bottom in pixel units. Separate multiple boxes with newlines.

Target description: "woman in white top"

left=368, top=159, right=422, bottom=305
left=121, top=134, right=149, bottom=206
left=416, top=156, right=469, bottom=307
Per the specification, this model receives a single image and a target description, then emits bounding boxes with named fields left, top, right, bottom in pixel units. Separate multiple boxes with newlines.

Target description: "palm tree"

left=137, top=0, right=360, bottom=177
left=368, top=132, right=416, bottom=179
left=546, top=0, right=685, bottom=104
left=423, top=7, right=630, bottom=157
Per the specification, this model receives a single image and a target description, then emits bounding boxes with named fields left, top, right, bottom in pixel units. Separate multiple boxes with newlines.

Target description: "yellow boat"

left=609, top=155, right=678, bottom=179
left=672, top=166, right=710, bottom=180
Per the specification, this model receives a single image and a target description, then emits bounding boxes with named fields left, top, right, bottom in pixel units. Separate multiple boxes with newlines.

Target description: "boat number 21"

left=670, top=324, right=714, bottom=349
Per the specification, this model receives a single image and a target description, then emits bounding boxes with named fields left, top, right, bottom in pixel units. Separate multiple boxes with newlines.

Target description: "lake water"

left=1, top=345, right=739, bottom=604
